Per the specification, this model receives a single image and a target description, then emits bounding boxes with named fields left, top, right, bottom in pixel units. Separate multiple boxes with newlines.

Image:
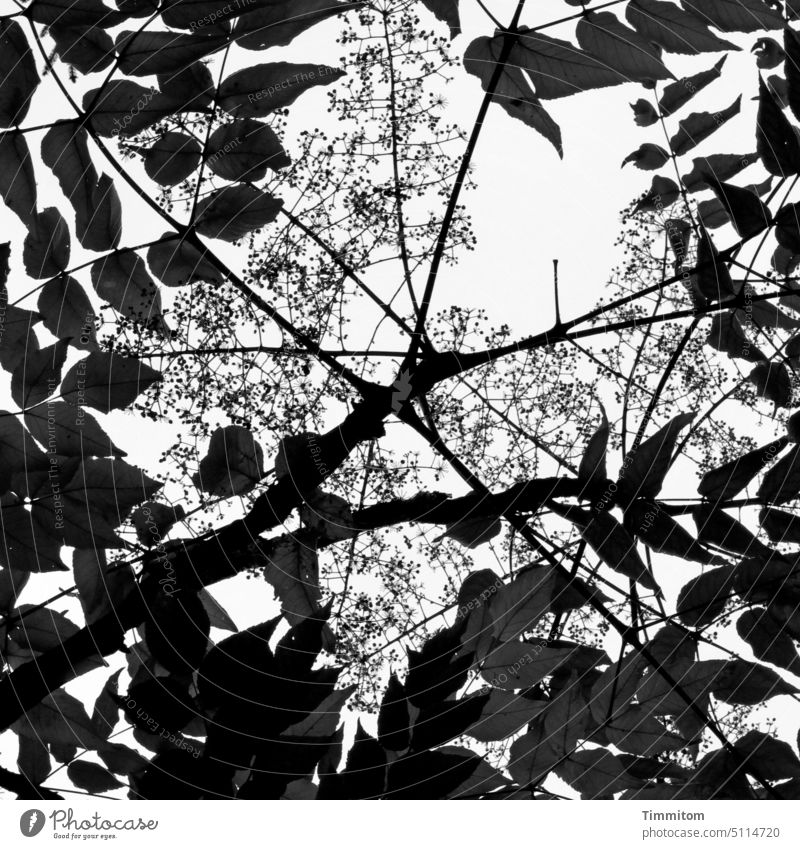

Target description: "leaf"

left=622, top=143, right=671, bottom=170
left=115, top=30, right=226, bottom=76
left=485, top=564, right=553, bottom=643
left=443, top=746, right=507, bottom=799
left=219, top=62, right=345, bottom=118
left=590, top=651, right=649, bottom=723
left=41, top=122, right=98, bottom=244
left=12, top=687, right=107, bottom=749
left=754, top=37, right=785, bottom=69
left=576, top=12, right=672, bottom=84
left=283, top=685, right=356, bottom=738
left=90, top=251, right=163, bottom=329
left=158, top=62, right=215, bottom=112
left=617, top=411, right=695, bottom=501
left=0, top=566, right=29, bottom=613
left=692, top=505, right=769, bottom=556
left=405, top=628, right=472, bottom=708
left=25, top=401, right=125, bottom=458
left=626, top=500, right=722, bottom=564
left=785, top=27, right=800, bottom=122
left=23, top=209, right=71, bottom=280
left=0, top=495, right=68, bottom=572
left=757, top=75, right=800, bottom=177
left=8, top=604, right=80, bottom=651
left=61, top=351, right=162, bottom=413
left=0, top=131, right=37, bottom=226
left=385, top=749, right=477, bottom=799
left=776, top=202, right=800, bottom=252
left=0, top=20, right=40, bottom=127
left=736, top=607, right=800, bottom=676
left=419, top=0, right=460, bottom=38
left=443, top=515, right=502, bottom=548
left=758, top=441, right=800, bottom=501
left=144, top=591, right=210, bottom=674
left=0, top=412, right=48, bottom=492
left=263, top=537, right=324, bottom=626
left=34, top=457, right=160, bottom=548
left=466, top=689, right=546, bottom=742
left=605, top=706, right=687, bottom=756
left=669, top=96, right=741, bottom=156
left=543, top=671, right=590, bottom=752
left=698, top=437, right=786, bottom=500
left=83, top=81, right=174, bottom=137
left=132, top=501, right=184, bottom=546
left=74, top=548, right=136, bottom=625
left=28, top=0, right=124, bottom=27
left=637, top=659, right=726, bottom=715
left=411, top=693, right=490, bottom=751
left=626, top=1, right=737, bottom=55
left=67, top=761, right=124, bottom=793
left=704, top=175, right=771, bottom=239
left=198, top=587, right=237, bottom=632
left=49, top=23, right=116, bottom=74
left=659, top=56, right=727, bottom=115
left=676, top=565, right=736, bottom=626
left=91, top=669, right=121, bottom=740
left=206, top=118, right=290, bottom=181
left=706, top=311, right=765, bottom=362
left=234, top=1, right=365, bottom=50
left=193, top=184, right=283, bottom=241
left=147, top=233, right=223, bottom=287
left=463, top=38, right=563, bottom=156
left=17, top=735, right=51, bottom=786
left=300, top=490, right=354, bottom=541
left=694, top=227, right=738, bottom=302
left=378, top=673, right=410, bottom=751
left=143, top=131, right=202, bottom=186
left=551, top=504, right=660, bottom=593
left=631, top=99, right=659, bottom=126
left=634, top=175, right=681, bottom=211
left=578, top=407, right=609, bottom=488
left=192, top=424, right=264, bottom=497
left=759, top=506, right=800, bottom=543
left=682, top=151, right=758, bottom=192
left=556, top=748, right=640, bottom=798
left=98, top=743, right=148, bottom=776
left=479, top=641, right=578, bottom=690
left=681, top=0, right=783, bottom=32
left=508, top=28, right=627, bottom=100
left=507, top=719, right=564, bottom=786
left=711, top=659, right=799, bottom=704
left=734, top=730, right=800, bottom=780
left=11, top=340, right=69, bottom=409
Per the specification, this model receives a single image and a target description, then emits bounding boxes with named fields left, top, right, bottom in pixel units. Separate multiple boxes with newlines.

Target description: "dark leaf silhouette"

left=0, top=132, right=37, bottom=226
left=219, top=62, right=345, bottom=117
left=626, top=1, right=737, bottom=55
left=670, top=97, right=741, bottom=156
left=576, top=11, right=672, bottom=85
left=757, top=75, right=800, bottom=177
left=0, top=20, right=39, bottom=128
left=193, top=185, right=283, bottom=241
left=681, top=0, right=783, bottom=32
left=144, top=132, right=203, bottom=186
left=704, top=174, right=771, bottom=239
left=463, top=38, right=563, bottom=156
left=659, top=56, right=727, bottom=115
left=60, top=351, right=162, bottom=413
